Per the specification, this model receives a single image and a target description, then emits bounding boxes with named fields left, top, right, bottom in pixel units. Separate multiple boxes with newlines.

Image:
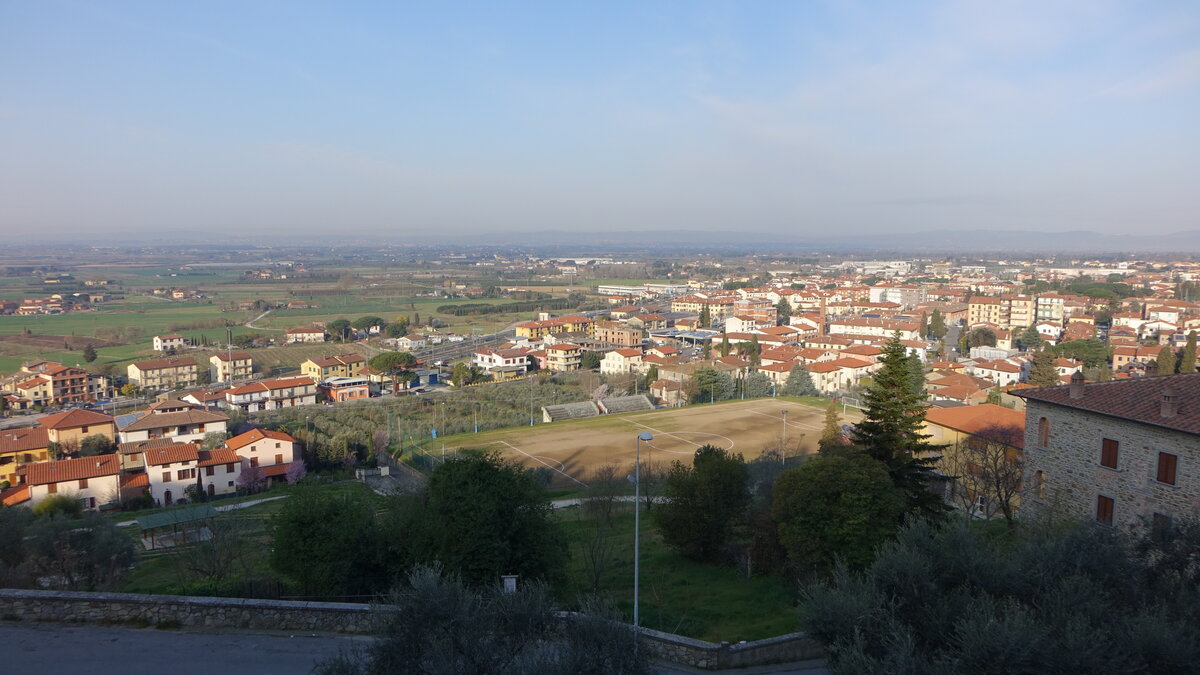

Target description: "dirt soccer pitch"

left=431, top=398, right=862, bottom=488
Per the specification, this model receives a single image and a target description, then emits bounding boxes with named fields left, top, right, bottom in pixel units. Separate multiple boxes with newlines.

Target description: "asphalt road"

left=0, top=623, right=368, bottom=674
left=0, top=623, right=827, bottom=674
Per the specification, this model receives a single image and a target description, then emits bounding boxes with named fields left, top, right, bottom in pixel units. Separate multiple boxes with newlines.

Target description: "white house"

left=473, top=347, right=531, bottom=375
left=600, top=348, right=644, bottom=375
left=153, top=334, right=188, bottom=352
left=224, top=376, right=317, bottom=412
left=226, top=428, right=297, bottom=485
left=144, top=442, right=201, bottom=507
left=117, top=400, right=229, bottom=444
left=284, top=327, right=326, bottom=344
left=20, top=454, right=123, bottom=511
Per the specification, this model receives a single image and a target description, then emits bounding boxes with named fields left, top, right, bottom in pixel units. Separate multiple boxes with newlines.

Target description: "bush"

left=32, top=494, right=84, bottom=519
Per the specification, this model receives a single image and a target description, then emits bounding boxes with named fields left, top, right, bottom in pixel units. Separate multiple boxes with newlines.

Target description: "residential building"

left=594, top=321, right=643, bottom=347
left=224, top=377, right=318, bottom=412
left=826, top=317, right=921, bottom=342
left=19, top=454, right=123, bottom=511
left=226, top=428, right=297, bottom=484
left=546, top=343, right=583, bottom=371
left=152, top=334, right=188, bottom=352
left=0, top=427, right=50, bottom=486
left=318, top=376, right=372, bottom=402
left=924, top=403, right=1026, bottom=515
left=473, top=347, right=531, bottom=376
left=38, top=409, right=117, bottom=447
left=117, top=400, right=229, bottom=444
left=514, top=315, right=596, bottom=340
left=600, top=348, right=644, bottom=375
left=144, top=442, right=202, bottom=506
left=285, top=327, right=326, bottom=343
left=300, top=353, right=366, bottom=380
left=209, top=352, right=254, bottom=383
left=1016, top=373, right=1200, bottom=530
left=127, top=357, right=199, bottom=390
left=868, top=284, right=928, bottom=307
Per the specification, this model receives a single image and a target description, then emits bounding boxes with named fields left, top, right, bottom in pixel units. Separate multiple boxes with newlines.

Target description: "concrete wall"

left=0, top=589, right=825, bottom=670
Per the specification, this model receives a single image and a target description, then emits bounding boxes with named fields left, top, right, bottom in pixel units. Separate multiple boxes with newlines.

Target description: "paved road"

left=0, top=622, right=826, bottom=674
left=0, top=623, right=367, bottom=674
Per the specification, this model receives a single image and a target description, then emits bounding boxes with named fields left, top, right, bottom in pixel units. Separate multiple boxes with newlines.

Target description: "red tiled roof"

left=198, top=447, right=240, bottom=467
left=260, top=463, right=290, bottom=477
left=225, top=376, right=315, bottom=396
left=119, top=438, right=185, bottom=455
left=144, top=443, right=200, bottom=466
left=1015, top=373, right=1200, bottom=435
left=285, top=327, right=325, bottom=334
left=132, top=357, right=197, bottom=370
left=614, top=348, right=643, bottom=357
left=37, top=408, right=116, bottom=430
left=120, top=473, right=150, bottom=488
left=212, top=351, right=252, bottom=362
left=0, top=427, right=50, bottom=454
left=21, top=454, right=122, bottom=485
left=0, top=485, right=30, bottom=506
left=925, top=404, right=1025, bottom=449
left=119, top=408, right=228, bottom=432
left=226, top=427, right=294, bottom=451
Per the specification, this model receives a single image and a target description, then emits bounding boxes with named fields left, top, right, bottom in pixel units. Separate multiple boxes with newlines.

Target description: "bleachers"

left=597, top=395, right=654, bottom=415
left=542, top=401, right=601, bottom=423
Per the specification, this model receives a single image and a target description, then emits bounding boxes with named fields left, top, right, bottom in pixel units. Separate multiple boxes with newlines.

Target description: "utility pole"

left=781, top=409, right=788, bottom=466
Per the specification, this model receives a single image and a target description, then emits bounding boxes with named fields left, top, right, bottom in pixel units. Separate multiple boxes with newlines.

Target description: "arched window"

left=1038, top=417, right=1050, bottom=447
left=1033, top=470, right=1046, bottom=500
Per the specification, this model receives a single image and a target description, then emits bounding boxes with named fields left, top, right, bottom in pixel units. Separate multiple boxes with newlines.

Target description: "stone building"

left=1015, top=373, right=1200, bottom=531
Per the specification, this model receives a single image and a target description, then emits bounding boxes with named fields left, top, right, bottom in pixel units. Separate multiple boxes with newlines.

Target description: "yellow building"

left=127, top=357, right=199, bottom=389
left=301, top=353, right=367, bottom=380
left=0, top=427, right=50, bottom=486
left=209, top=352, right=254, bottom=383
left=38, top=409, right=118, bottom=447
left=514, top=315, right=595, bottom=340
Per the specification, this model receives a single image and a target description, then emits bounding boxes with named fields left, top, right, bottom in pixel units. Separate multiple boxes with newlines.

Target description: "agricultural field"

left=434, top=397, right=856, bottom=489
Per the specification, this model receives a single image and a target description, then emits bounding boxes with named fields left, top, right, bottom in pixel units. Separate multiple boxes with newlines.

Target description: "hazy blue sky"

left=2, top=1, right=1198, bottom=239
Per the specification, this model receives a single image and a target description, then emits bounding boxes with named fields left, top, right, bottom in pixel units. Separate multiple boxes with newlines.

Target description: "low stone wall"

left=639, top=625, right=826, bottom=670
left=0, top=589, right=826, bottom=670
left=0, top=589, right=374, bottom=634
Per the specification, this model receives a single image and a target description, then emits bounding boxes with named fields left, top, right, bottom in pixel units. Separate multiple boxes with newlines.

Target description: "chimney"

left=1161, top=384, right=1178, bottom=418
left=1069, top=371, right=1085, bottom=399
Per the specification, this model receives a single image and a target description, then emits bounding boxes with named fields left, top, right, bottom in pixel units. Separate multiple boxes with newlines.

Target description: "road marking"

left=496, top=440, right=587, bottom=486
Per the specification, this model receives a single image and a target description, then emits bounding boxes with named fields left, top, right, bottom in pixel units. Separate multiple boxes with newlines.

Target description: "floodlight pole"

left=634, top=431, right=653, bottom=635
left=782, top=410, right=788, bottom=465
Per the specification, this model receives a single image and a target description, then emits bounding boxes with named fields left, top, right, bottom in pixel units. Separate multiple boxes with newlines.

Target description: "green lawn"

left=556, top=504, right=799, bottom=641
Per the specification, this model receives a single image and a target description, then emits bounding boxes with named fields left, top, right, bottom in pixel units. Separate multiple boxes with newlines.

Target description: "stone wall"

left=0, top=589, right=374, bottom=634
left=1023, top=400, right=1200, bottom=527
left=0, top=589, right=826, bottom=670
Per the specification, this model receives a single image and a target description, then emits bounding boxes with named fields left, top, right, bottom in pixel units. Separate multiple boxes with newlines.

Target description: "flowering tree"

left=236, top=465, right=264, bottom=494
left=285, top=460, right=307, bottom=485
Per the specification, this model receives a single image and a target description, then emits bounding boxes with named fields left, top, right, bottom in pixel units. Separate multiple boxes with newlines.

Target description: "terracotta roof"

left=198, top=447, right=240, bottom=467
left=185, top=388, right=230, bottom=402
left=0, top=485, right=30, bottom=506
left=806, top=362, right=843, bottom=374
left=307, top=353, right=365, bottom=367
left=614, top=348, right=643, bottom=357
left=119, top=437, right=185, bottom=455
left=226, top=427, right=295, bottom=451
left=925, top=404, right=1026, bottom=449
left=260, top=463, right=290, bottom=478
left=144, top=443, right=200, bottom=466
left=212, top=351, right=252, bottom=362
left=1014, top=373, right=1200, bottom=435
left=132, top=357, right=197, bottom=370
left=546, top=343, right=581, bottom=351
left=930, top=385, right=985, bottom=401
left=0, top=427, right=50, bottom=454
left=225, top=376, right=315, bottom=396
left=120, top=473, right=150, bottom=488
left=119, top=408, right=229, bottom=432
left=285, top=327, right=325, bottom=334
left=37, top=408, right=116, bottom=430
left=21, top=454, right=122, bottom=485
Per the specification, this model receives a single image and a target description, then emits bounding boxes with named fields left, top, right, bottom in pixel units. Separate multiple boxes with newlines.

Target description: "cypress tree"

left=718, top=333, right=731, bottom=357
left=1029, top=348, right=1060, bottom=386
left=698, top=305, right=711, bottom=329
left=853, top=334, right=948, bottom=519
left=1180, top=331, right=1197, bottom=374
left=1157, top=345, right=1176, bottom=375
left=817, top=403, right=844, bottom=455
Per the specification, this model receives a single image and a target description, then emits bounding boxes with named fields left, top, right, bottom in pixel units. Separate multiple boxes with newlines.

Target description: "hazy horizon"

left=2, top=1, right=1198, bottom=239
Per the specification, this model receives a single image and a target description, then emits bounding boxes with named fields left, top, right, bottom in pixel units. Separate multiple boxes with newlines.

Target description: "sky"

left=2, top=0, right=1199, bottom=241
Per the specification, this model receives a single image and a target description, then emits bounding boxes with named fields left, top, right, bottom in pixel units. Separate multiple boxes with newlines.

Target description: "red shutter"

left=1157, top=453, right=1178, bottom=485
left=1100, top=439, right=1119, bottom=468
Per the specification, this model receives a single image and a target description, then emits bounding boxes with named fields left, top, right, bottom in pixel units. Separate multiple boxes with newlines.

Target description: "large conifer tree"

left=1181, top=331, right=1197, bottom=374
left=853, top=334, right=947, bottom=519
left=1029, top=347, right=1060, bottom=386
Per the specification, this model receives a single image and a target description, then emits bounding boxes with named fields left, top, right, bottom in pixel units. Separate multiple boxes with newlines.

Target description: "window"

left=275, top=454, right=283, bottom=465
left=227, top=481, right=234, bottom=487
left=1157, top=452, right=1178, bottom=485
left=79, top=478, right=88, bottom=489
left=162, top=472, right=171, bottom=483
left=1037, top=417, right=1049, bottom=447
left=275, top=442, right=281, bottom=448
left=1100, top=438, right=1119, bottom=469
left=1096, top=495, right=1115, bottom=526
left=81, top=425, right=89, bottom=434
left=226, top=463, right=235, bottom=473
left=1033, top=470, right=1045, bottom=500
left=250, top=457, right=259, bottom=468
left=206, top=466, right=215, bottom=476
left=47, top=483, right=57, bottom=494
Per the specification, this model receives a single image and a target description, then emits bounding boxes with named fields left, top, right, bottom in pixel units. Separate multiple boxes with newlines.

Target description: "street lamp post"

left=781, top=410, right=789, bottom=466
left=634, top=431, right=653, bottom=634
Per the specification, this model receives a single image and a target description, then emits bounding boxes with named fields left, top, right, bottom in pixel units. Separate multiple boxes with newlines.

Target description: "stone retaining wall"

left=0, top=589, right=374, bottom=634
left=0, top=589, right=825, bottom=670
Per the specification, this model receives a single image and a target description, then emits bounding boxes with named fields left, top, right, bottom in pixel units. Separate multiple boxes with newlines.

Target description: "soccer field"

left=434, top=398, right=861, bottom=488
